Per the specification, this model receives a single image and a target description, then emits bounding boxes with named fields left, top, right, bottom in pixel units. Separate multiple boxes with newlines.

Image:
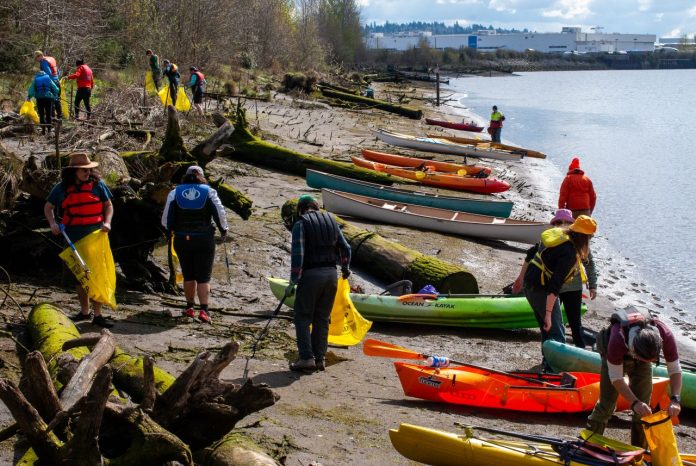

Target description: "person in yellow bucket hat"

left=522, top=215, right=597, bottom=371
left=512, top=209, right=598, bottom=348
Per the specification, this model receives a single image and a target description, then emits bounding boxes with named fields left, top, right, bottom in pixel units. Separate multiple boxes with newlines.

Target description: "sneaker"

left=289, top=358, right=316, bottom=372
left=92, top=315, right=114, bottom=328
left=198, top=310, right=211, bottom=324
left=315, top=359, right=326, bottom=371
left=70, top=311, right=93, bottom=322
left=182, top=308, right=196, bottom=318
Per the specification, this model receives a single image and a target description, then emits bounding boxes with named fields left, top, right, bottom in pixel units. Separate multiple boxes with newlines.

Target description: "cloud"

left=542, top=0, right=593, bottom=19
left=638, top=0, right=651, bottom=12
left=689, top=4, right=696, bottom=16
left=488, top=0, right=517, bottom=14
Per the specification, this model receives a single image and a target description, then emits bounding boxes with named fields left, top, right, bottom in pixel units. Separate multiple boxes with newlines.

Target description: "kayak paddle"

left=363, top=339, right=557, bottom=387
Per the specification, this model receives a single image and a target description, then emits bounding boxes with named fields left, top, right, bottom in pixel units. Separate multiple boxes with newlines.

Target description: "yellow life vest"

left=529, top=228, right=587, bottom=286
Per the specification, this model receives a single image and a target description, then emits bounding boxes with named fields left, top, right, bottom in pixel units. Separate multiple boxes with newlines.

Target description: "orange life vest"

left=60, top=182, right=104, bottom=226
left=44, top=56, right=58, bottom=78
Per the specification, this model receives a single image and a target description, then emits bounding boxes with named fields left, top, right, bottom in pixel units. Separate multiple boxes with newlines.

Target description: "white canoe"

left=375, top=129, right=522, bottom=162
left=321, top=189, right=550, bottom=244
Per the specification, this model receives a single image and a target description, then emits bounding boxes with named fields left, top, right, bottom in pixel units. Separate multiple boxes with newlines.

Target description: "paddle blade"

left=363, top=339, right=425, bottom=361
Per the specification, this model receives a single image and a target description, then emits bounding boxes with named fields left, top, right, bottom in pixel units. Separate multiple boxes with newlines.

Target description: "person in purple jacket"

left=586, top=306, right=683, bottom=448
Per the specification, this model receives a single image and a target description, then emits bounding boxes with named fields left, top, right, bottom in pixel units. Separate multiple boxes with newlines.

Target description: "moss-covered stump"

left=159, top=105, right=194, bottom=163
left=223, top=109, right=402, bottom=185
left=280, top=200, right=478, bottom=293
left=195, top=431, right=279, bottom=466
left=319, top=87, right=423, bottom=120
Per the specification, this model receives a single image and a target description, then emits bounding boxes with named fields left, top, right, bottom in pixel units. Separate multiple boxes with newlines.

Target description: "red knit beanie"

left=568, top=157, right=581, bottom=170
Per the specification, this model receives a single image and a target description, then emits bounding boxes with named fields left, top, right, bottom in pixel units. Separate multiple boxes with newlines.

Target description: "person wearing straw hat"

left=44, top=152, right=115, bottom=327
left=522, top=215, right=597, bottom=371
left=161, top=165, right=228, bottom=324
left=512, top=208, right=598, bottom=348
left=587, top=306, right=682, bottom=448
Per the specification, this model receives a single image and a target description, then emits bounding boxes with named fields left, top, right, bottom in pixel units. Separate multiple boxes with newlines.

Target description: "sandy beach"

left=1, top=78, right=695, bottom=464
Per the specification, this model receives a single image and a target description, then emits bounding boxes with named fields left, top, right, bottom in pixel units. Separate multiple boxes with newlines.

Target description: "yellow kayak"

left=390, top=423, right=696, bottom=466
left=390, top=424, right=588, bottom=466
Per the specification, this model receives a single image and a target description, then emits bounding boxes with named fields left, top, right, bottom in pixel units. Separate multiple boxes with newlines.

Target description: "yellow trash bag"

left=157, top=86, right=191, bottom=112
left=59, top=78, right=69, bottom=119
left=327, top=278, right=372, bottom=346
left=642, top=410, right=682, bottom=466
left=19, top=100, right=40, bottom=124
left=145, top=71, right=158, bottom=96
left=59, top=230, right=118, bottom=310
left=170, top=236, right=184, bottom=284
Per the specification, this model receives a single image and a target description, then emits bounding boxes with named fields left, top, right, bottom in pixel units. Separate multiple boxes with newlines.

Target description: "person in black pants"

left=162, top=60, right=180, bottom=106
left=512, top=208, right=597, bottom=348
left=27, top=70, right=59, bottom=135
left=285, top=195, right=352, bottom=372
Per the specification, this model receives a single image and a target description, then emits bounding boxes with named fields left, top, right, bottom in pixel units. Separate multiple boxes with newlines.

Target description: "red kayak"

left=425, top=118, right=484, bottom=133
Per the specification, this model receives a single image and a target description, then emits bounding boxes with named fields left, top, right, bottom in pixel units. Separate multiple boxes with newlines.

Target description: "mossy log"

left=27, top=303, right=175, bottom=395
left=196, top=431, right=279, bottom=466
left=209, top=178, right=253, bottom=220
left=317, top=82, right=360, bottom=95
left=281, top=199, right=478, bottom=293
left=222, top=109, right=402, bottom=185
left=319, top=87, right=423, bottom=120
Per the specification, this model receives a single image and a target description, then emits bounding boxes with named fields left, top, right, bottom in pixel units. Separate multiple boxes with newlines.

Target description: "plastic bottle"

left=426, top=356, right=450, bottom=368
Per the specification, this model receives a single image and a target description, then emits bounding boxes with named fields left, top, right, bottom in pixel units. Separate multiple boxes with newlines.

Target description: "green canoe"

left=542, top=340, right=696, bottom=409
left=268, top=278, right=585, bottom=330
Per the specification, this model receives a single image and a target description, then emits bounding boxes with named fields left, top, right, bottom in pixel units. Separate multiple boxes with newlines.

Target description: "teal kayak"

left=269, top=278, right=585, bottom=330
left=306, top=169, right=513, bottom=218
left=542, top=340, right=696, bottom=409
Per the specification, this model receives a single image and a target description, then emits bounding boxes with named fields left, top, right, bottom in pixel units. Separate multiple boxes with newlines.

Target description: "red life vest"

left=60, top=182, right=104, bottom=226
left=44, top=56, right=58, bottom=78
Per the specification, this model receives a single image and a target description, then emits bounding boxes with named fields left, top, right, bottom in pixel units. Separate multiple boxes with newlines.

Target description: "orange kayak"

left=394, top=362, right=671, bottom=413
left=361, top=149, right=491, bottom=177
left=351, top=157, right=510, bottom=194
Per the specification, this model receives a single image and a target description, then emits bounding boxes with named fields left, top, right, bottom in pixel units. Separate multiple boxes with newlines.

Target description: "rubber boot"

left=586, top=419, right=606, bottom=435
left=630, top=422, right=647, bottom=449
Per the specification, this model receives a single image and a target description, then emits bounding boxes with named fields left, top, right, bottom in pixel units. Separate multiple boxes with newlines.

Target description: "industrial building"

left=366, top=27, right=657, bottom=53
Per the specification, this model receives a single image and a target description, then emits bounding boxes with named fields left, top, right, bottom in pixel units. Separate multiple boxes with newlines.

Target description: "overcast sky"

left=358, top=0, right=696, bottom=38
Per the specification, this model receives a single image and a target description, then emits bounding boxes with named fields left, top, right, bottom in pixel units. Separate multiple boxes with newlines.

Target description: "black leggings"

left=75, top=88, right=91, bottom=118
left=36, top=98, right=53, bottom=133
left=559, top=289, right=584, bottom=348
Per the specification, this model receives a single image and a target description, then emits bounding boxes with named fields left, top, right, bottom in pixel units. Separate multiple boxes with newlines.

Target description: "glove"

left=341, top=267, right=351, bottom=280
left=284, top=282, right=296, bottom=298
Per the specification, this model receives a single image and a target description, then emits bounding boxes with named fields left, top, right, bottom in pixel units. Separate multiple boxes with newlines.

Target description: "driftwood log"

left=3, top=303, right=281, bottom=465
left=220, top=107, right=402, bottom=185
left=281, top=199, right=478, bottom=293
left=319, top=86, right=423, bottom=120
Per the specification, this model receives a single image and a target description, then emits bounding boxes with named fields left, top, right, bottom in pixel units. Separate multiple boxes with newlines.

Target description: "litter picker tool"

left=363, top=339, right=556, bottom=387
left=223, top=240, right=231, bottom=285
left=60, top=224, right=90, bottom=275
left=242, top=287, right=291, bottom=380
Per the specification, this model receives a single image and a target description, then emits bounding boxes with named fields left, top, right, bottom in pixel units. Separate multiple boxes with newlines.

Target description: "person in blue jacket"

left=162, top=60, right=181, bottom=106
left=186, top=66, right=206, bottom=116
left=161, top=165, right=228, bottom=323
left=28, top=70, right=59, bottom=135
left=34, top=50, right=62, bottom=119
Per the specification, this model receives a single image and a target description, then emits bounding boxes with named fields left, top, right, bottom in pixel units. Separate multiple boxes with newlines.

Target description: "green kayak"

left=268, top=278, right=585, bottom=330
left=542, top=340, right=695, bottom=409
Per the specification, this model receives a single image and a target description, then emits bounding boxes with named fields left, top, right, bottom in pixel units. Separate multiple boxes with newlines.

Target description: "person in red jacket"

left=558, top=157, right=597, bottom=218
left=67, top=59, right=94, bottom=120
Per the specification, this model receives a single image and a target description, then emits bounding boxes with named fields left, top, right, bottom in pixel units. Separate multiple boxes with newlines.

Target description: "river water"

left=449, top=69, right=696, bottom=328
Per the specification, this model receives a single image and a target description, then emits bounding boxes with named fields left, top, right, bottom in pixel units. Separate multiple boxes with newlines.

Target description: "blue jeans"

left=293, top=267, right=338, bottom=360
left=524, top=286, right=565, bottom=369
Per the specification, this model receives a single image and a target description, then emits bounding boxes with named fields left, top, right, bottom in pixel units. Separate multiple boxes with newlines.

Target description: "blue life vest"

left=173, top=184, right=212, bottom=234
left=34, top=73, right=56, bottom=99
